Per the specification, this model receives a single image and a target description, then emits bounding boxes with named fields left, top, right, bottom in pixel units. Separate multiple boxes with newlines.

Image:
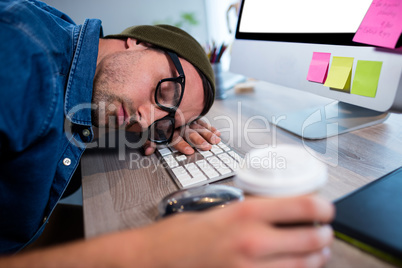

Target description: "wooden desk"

left=82, top=81, right=402, bottom=268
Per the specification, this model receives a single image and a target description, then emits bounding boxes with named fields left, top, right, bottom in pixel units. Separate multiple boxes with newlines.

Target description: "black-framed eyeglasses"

left=148, top=51, right=185, bottom=144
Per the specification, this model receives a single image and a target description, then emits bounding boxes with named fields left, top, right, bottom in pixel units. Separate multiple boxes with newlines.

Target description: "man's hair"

left=196, top=67, right=214, bottom=116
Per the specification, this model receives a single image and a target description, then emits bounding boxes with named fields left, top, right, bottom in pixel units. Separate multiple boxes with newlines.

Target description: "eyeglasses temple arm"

left=166, top=51, right=184, bottom=76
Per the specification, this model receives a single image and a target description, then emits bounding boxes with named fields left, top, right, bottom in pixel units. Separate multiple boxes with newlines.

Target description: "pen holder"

left=212, top=63, right=227, bottom=99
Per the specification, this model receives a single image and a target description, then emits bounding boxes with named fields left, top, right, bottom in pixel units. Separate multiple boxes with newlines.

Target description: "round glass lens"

left=149, top=118, right=174, bottom=142
left=156, top=80, right=182, bottom=108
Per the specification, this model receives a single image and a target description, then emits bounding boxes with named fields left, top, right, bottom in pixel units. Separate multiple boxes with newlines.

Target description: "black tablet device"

left=332, top=166, right=402, bottom=267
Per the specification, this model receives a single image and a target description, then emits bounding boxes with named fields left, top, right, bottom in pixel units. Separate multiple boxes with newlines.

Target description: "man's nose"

left=137, top=104, right=169, bottom=128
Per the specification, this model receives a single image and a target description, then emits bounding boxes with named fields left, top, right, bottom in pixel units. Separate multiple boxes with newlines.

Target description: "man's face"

left=92, top=46, right=204, bottom=133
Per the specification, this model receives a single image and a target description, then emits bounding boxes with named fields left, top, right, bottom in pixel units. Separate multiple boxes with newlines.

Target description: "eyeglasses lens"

left=149, top=118, right=174, bottom=142
left=156, top=80, right=183, bottom=108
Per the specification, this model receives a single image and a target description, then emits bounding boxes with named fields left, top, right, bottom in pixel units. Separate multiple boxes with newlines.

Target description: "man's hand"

left=143, top=118, right=221, bottom=155
left=136, top=195, right=334, bottom=268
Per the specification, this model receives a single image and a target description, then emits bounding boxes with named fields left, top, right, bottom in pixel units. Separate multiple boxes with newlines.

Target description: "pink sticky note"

left=307, top=52, right=331, bottom=83
left=353, top=0, right=402, bottom=49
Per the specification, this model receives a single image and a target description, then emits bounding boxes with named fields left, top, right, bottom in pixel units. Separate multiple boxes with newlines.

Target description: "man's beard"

left=91, top=85, right=117, bottom=128
left=91, top=86, right=139, bottom=131
left=91, top=50, right=140, bottom=129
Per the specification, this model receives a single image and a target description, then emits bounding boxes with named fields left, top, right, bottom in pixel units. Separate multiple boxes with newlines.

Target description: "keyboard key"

left=210, top=145, right=223, bottom=155
left=197, top=149, right=213, bottom=158
left=217, top=153, right=239, bottom=170
left=184, top=163, right=206, bottom=180
left=195, top=159, right=208, bottom=169
left=206, top=156, right=232, bottom=175
left=195, top=160, right=219, bottom=179
left=163, top=155, right=179, bottom=168
left=203, top=168, right=219, bottom=179
left=180, top=175, right=207, bottom=187
left=172, top=166, right=186, bottom=176
left=180, top=165, right=207, bottom=185
left=175, top=155, right=187, bottom=162
left=217, top=167, right=232, bottom=175
left=191, top=173, right=207, bottom=181
left=184, top=163, right=199, bottom=173
left=207, top=156, right=226, bottom=170
left=158, top=147, right=172, bottom=156
left=171, top=166, right=191, bottom=181
left=170, top=147, right=179, bottom=153
left=217, top=142, right=231, bottom=152
left=228, top=151, right=242, bottom=162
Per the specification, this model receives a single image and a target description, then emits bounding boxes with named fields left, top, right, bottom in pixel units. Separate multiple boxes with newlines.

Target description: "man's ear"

left=126, top=38, right=153, bottom=50
left=126, top=38, right=138, bottom=49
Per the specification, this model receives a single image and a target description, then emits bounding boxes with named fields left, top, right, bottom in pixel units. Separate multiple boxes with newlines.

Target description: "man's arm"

left=144, top=118, right=221, bottom=155
left=0, top=195, right=334, bottom=268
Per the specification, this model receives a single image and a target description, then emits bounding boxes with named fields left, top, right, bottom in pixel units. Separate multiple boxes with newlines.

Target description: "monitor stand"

left=277, top=101, right=389, bottom=140
left=239, top=81, right=389, bottom=140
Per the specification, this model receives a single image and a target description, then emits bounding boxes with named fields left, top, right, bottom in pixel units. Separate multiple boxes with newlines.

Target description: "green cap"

left=104, top=24, right=215, bottom=99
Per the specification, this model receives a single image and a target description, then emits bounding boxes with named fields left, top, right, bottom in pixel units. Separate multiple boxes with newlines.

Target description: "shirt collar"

left=64, top=19, right=102, bottom=126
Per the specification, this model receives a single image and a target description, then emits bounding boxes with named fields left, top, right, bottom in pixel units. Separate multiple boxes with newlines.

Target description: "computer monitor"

left=230, top=0, right=402, bottom=139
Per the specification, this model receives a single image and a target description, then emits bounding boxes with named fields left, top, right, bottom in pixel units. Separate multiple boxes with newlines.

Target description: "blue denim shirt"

left=0, top=0, right=101, bottom=253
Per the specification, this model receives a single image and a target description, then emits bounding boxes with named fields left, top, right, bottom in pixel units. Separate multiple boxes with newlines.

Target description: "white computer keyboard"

left=157, top=142, right=243, bottom=189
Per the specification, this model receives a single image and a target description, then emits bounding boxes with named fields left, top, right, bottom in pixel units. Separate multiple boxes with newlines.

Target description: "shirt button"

left=43, top=216, right=47, bottom=224
left=82, top=129, right=91, bottom=137
left=63, top=158, right=71, bottom=166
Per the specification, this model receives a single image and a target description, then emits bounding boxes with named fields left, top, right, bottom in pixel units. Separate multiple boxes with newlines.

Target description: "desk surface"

left=82, top=81, right=402, bottom=268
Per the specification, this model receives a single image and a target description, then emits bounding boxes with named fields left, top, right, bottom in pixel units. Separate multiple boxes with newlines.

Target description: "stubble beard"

left=91, top=51, right=138, bottom=129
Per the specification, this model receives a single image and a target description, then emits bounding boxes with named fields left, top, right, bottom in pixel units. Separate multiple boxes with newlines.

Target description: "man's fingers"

left=188, top=123, right=221, bottom=146
left=234, top=220, right=332, bottom=259
left=175, top=127, right=213, bottom=152
left=193, top=119, right=221, bottom=136
left=255, top=249, right=331, bottom=268
left=264, top=225, right=333, bottom=256
left=234, top=195, right=335, bottom=224
left=170, top=133, right=195, bottom=155
left=162, top=119, right=222, bottom=156
left=143, top=141, right=156, bottom=156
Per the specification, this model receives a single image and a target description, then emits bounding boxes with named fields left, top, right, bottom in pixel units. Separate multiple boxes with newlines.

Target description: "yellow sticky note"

left=324, top=57, right=354, bottom=92
left=351, top=60, right=382, bottom=98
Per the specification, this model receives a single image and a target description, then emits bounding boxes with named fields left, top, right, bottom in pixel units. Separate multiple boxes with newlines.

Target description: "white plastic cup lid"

left=234, top=145, right=327, bottom=197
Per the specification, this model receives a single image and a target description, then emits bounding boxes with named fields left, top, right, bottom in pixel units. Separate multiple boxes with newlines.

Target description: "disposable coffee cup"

left=234, top=145, right=327, bottom=197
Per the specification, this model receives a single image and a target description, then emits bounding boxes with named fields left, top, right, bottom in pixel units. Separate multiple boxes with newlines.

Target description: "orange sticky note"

left=351, top=60, right=383, bottom=98
left=324, top=57, right=354, bottom=92
left=307, top=52, right=331, bottom=83
left=353, top=0, right=402, bottom=49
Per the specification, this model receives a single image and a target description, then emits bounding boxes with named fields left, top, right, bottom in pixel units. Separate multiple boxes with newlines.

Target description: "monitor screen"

left=237, top=0, right=372, bottom=45
left=230, top=0, right=402, bottom=139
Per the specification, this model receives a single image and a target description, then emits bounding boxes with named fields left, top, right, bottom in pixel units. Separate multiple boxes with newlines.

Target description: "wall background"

left=42, top=0, right=239, bottom=70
